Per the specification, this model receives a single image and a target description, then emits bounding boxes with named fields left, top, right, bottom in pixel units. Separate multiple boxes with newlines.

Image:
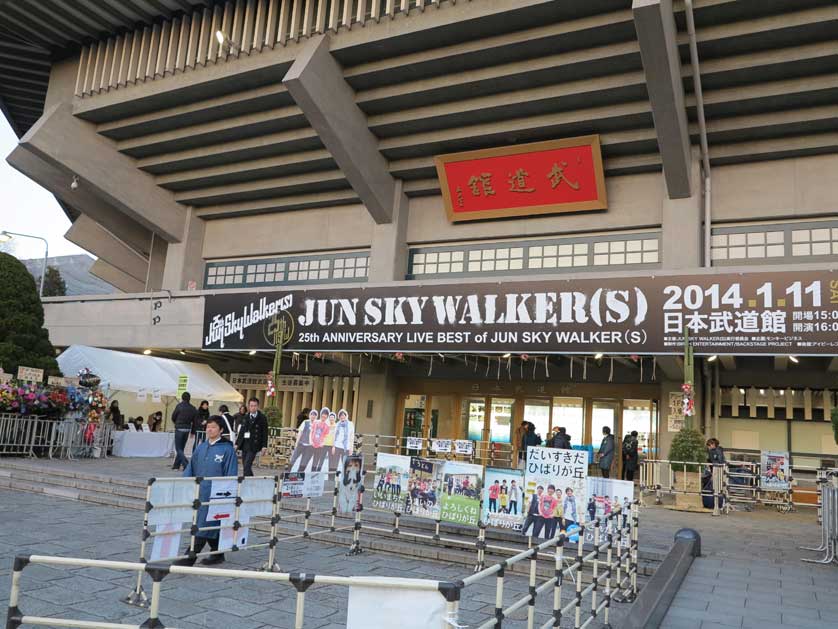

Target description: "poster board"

left=371, top=453, right=411, bottom=513
left=406, top=457, right=443, bottom=520
left=585, top=477, right=634, bottom=546
left=439, top=461, right=483, bottom=526
left=667, top=391, right=685, bottom=432
left=17, top=366, right=44, bottom=383
left=288, top=407, right=355, bottom=473
left=281, top=471, right=326, bottom=498
left=338, top=455, right=365, bottom=514
left=522, top=446, right=588, bottom=539
left=760, top=451, right=790, bottom=491
left=482, top=467, right=525, bottom=532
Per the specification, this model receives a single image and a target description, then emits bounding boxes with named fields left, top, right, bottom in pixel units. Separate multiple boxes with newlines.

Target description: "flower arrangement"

left=0, top=382, right=53, bottom=415
left=681, top=382, right=695, bottom=417
left=85, top=390, right=109, bottom=422
left=266, top=372, right=276, bottom=398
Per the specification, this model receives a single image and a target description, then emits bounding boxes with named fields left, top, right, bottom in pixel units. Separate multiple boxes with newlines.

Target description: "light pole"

left=0, top=230, right=49, bottom=297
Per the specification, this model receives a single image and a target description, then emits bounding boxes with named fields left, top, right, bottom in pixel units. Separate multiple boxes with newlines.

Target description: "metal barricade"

left=126, top=474, right=281, bottom=607
left=802, top=472, right=838, bottom=565
left=8, top=554, right=462, bottom=629
left=48, top=419, right=114, bottom=459
left=639, top=459, right=724, bottom=516
left=0, top=414, right=55, bottom=457
left=461, top=502, right=640, bottom=629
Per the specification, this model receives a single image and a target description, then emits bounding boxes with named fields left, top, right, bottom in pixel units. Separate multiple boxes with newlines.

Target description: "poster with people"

left=338, top=454, right=365, bottom=513
left=482, top=468, right=525, bottom=532
left=584, top=477, right=634, bottom=546
left=760, top=451, right=790, bottom=491
left=371, top=453, right=410, bottom=512
left=406, top=457, right=443, bottom=520
left=439, top=461, right=483, bottom=526
left=522, top=446, right=588, bottom=539
left=289, top=407, right=355, bottom=473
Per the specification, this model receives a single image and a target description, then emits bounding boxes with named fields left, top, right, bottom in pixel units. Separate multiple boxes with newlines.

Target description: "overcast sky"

left=0, top=117, right=88, bottom=261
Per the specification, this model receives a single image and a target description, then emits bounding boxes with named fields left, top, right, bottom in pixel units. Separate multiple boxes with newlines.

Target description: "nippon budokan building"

left=3, top=0, right=838, bottom=473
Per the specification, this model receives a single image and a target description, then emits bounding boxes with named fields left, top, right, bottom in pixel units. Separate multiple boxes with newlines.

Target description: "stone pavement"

left=659, top=506, right=838, bottom=629
left=0, top=489, right=628, bottom=628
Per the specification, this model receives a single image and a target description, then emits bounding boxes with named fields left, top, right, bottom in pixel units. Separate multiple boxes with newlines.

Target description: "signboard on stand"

left=760, top=451, right=790, bottom=490
left=176, top=375, right=189, bottom=399
left=522, top=447, right=588, bottom=539
left=667, top=392, right=685, bottom=432
left=17, top=366, right=44, bottom=383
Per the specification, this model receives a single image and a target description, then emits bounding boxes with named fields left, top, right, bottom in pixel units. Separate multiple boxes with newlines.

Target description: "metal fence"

left=638, top=459, right=725, bottom=516
left=802, top=472, right=838, bottom=565
left=0, top=414, right=114, bottom=460
left=7, top=504, right=640, bottom=629
left=264, top=428, right=517, bottom=470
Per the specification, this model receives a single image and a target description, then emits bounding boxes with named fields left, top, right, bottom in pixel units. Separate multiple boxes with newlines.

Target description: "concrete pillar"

left=356, top=365, right=399, bottom=435
left=146, top=234, right=168, bottom=291
left=368, top=179, right=409, bottom=282
left=162, top=208, right=206, bottom=290
left=661, top=157, right=702, bottom=269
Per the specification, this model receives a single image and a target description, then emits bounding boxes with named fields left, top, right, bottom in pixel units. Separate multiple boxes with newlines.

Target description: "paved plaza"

left=0, top=458, right=836, bottom=628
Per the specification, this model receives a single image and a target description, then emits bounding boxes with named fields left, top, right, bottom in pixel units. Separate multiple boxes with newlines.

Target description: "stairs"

left=0, top=458, right=661, bottom=578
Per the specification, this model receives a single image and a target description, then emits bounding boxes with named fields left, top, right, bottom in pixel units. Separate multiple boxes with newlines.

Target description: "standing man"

left=182, top=416, right=238, bottom=565
left=597, top=426, right=615, bottom=478
left=236, top=397, right=268, bottom=476
left=171, top=392, right=197, bottom=471
left=623, top=431, right=639, bottom=481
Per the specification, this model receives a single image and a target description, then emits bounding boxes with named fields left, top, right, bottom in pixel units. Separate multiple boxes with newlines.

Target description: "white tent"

left=57, top=345, right=243, bottom=403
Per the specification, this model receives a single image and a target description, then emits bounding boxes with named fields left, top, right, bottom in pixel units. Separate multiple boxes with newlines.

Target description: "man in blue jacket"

left=183, top=416, right=238, bottom=565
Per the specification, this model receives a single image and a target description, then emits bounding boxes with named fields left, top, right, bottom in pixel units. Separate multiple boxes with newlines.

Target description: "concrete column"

left=368, top=179, right=409, bottom=282
left=162, top=208, right=206, bottom=290
left=356, top=365, right=399, bottom=435
left=661, top=157, right=702, bottom=269
left=146, top=234, right=168, bottom=291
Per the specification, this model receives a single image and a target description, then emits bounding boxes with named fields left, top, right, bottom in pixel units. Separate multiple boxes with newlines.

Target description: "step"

left=0, top=476, right=146, bottom=511
left=0, top=459, right=147, bottom=489
left=0, top=468, right=148, bottom=500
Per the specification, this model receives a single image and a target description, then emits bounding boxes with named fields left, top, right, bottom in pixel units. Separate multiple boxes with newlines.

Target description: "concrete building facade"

left=4, top=0, right=838, bottom=470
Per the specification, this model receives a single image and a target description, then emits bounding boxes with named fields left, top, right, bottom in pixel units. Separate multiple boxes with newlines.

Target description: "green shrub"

left=669, top=428, right=707, bottom=473
left=264, top=406, right=283, bottom=428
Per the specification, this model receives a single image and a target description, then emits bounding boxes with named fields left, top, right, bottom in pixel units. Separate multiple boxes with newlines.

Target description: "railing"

left=8, top=504, right=640, bottom=629
left=75, top=0, right=476, bottom=97
left=265, top=427, right=517, bottom=469
left=801, top=472, right=838, bottom=565
left=0, top=414, right=113, bottom=460
left=638, top=459, right=725, bottom=516
left=0, top=414, right=53, bottom=457
left=7, top=554, right=461, bottom=629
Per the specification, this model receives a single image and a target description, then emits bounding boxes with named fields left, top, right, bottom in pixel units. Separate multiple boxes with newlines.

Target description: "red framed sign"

left=434, top=135, right=607, bottom=222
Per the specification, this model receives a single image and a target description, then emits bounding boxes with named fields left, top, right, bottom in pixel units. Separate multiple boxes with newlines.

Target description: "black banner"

left=202, top=270, right=838, bottom=355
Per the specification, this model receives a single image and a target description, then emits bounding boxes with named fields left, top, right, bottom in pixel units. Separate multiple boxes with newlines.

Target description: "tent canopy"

left=57, top=345, right=243, bottom=403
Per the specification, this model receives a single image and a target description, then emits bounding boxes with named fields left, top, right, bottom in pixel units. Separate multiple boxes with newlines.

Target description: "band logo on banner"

left=203, top=270, right=838, bottom=356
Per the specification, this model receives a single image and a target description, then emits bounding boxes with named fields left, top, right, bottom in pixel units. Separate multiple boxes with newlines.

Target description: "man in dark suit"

left=235, top=397, right=269, bottom=476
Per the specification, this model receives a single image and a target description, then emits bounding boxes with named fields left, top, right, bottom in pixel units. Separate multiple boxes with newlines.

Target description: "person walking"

left=597, top=426, right=615, bottom=478
left=236, top=397, right=268, bottom=476
left=234, top=404, right=247, bottom=435
left=182, top=416, right=238, bottom=565
left=171, top=392, right=198, bottom=471
left=623, top=431, right=639, bottom=481
left=195, top=400, right=210, bottom=445
left=218, top=405, right=236, bottom=442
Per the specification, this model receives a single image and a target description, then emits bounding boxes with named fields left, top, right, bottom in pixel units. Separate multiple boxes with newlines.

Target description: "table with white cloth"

left=111, top=431, right=175, bottom=457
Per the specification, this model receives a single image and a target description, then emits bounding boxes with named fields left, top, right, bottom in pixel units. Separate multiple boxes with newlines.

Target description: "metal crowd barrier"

left=724, top=459, right=794, bottom=513
left=802, top=472, right=838, bottom=565
left=462, top=502, right=640, bottom=629
left=126, top=474, right=281, bottom=607
left=7, top=504, right=641, bottom=629
left=7, top=554, right=462, bottom=629
left=0, top=414, right=53, bottom=457
left=638, top=459, right=725, bottom=516
left=50, top=419, right=114, bottom=460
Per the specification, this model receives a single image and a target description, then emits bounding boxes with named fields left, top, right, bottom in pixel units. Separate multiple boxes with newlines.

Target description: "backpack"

left=622, top=438, right=634, bottom=456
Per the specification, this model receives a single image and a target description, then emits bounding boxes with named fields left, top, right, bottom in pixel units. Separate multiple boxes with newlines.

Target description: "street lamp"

left=0, top=230, right=49, bottom=297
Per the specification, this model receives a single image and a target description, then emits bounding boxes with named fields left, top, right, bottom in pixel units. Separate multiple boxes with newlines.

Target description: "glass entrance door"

left=402, top=394, right=426, bottom=439
left=591, top=400, right=619, bottom=453
left=489, top=398, right=514, bottom=443
left=523, top=398, right=550, bottom=443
